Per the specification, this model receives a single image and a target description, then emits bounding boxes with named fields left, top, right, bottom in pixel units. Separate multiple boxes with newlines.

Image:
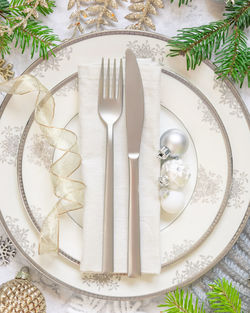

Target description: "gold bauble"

left=0, top=267, right=46, bottom=313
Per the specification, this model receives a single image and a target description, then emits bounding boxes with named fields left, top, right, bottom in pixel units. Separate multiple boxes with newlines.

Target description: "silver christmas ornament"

left=158, top=129, right=189, bottom=160
left=161, top=159, right=191, bottom=190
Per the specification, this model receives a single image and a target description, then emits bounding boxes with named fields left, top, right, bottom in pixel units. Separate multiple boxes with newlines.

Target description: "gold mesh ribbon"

left=0, top=75, right=85, bottom=254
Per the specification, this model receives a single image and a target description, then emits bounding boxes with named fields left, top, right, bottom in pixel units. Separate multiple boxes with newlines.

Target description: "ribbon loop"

left=0, top=74, right=85, bottom=255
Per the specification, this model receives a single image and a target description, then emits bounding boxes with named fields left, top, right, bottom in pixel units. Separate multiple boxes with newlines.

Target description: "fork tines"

left=99, top=58, right=123, bottom=103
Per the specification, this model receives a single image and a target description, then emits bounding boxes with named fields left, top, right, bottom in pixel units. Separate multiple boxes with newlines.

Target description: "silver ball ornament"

left=158, top=129, right=189, bottom=160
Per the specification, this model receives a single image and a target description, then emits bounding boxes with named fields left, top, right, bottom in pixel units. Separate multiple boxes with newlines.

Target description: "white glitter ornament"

left=160, top=190, right=185, bottom=215
left=161, top=159, right=190, bottom=190
left=159, top=175, right=169, bottom=188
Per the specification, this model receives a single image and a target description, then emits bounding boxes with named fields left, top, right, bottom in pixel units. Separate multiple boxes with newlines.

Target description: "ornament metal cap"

left=15, top=266, right=31, bottom=280
left=158, top=146, right=171, bottom=160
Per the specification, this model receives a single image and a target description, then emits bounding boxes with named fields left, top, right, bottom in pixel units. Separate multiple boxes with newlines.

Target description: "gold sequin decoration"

left=0, top=267, right=46, bottom=313
left=68, top=0, right=126, bottom=36
left=0, top=59, right=14, bottom=81
left=125, top=0, right=164, bottom=30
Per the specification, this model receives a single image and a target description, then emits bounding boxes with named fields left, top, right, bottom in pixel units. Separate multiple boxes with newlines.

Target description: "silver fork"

left=98, top=58, right=123, bottom=273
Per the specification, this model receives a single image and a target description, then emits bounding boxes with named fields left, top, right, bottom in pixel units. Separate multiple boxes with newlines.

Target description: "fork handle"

left=102, top=125, right=114, bottom=273
left=128, top=154, right=141, bottom=277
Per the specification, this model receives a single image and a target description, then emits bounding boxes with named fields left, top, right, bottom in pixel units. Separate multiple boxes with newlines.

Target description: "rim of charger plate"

left=0, top=29, right=249, bottom=301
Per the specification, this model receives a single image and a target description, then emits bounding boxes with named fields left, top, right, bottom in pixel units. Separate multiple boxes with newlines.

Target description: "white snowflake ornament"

left=0, top=236, right=16, bottom=265
left=161, top=159, right=190, bottom=190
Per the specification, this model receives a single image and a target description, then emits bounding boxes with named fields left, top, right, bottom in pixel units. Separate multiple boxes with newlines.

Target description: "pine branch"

left=0, top=32, right=11, bottom=58
left=168, top=21, right=230, bottom=69
left=215, top=28, right=249, bottom=87
left=0, top=0, right=59, bottom=59
left=10, top=19, right=59, bottom=58
left=224, top=0, right=250, bottom=30
left=9, top=0, right=56, bottom=16
left=207, top=278, right=242, bottom=313
left=158, top=279, right=244, bottom=313
left=170, top=0, right=192, bottom=7
left=158, top=288, right=206, bottom=313
left=0, top=0, right=9, bottom=11
left=167, top=0, right=250, bottom=87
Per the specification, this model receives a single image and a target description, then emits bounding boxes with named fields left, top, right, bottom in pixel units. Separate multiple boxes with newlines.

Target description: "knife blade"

left=125, top=49, right=144, bottom=277
left=125, top=49, right=144, bottom=155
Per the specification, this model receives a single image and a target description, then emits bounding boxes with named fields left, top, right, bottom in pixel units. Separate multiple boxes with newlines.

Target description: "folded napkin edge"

left=78, top=59, right=161, bottom=70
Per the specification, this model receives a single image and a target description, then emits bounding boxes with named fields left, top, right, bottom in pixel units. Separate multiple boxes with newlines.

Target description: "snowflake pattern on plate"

left=82, top=273, right=122, bottom=291
left=197, top=99, right=220, bottom=133
left=54, top=78, right=78, bottom=97
left=31, top=47, right=73, bottom=78
left=228, top=170, right=249, bottom=209
left=5, top=216, right=36, bottom=257
left=0, top=126, right=23, bottom=165
left=213, top=76, right=243, bottom=119
left=162, top=240, right=194, bottom=264
left=172, top=254, right=213, bottom=285
left=0, top=236, right=16, bottom=265
left=191, top=165, right=223, bottom=204
left=27, top=134, right=54, bottom=170
left=30, top=205, right=46, bottom=228
left=126, top=40, right=165, bottom=65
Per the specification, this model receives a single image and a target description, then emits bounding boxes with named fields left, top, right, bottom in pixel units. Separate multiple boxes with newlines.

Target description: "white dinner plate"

left=17, top=69, right=231, bottom=269
left=0, top=30, right=249, bottom=300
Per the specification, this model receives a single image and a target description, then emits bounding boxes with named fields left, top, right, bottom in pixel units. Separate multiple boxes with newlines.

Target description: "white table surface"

left=0, top=1, right=249, bottom=312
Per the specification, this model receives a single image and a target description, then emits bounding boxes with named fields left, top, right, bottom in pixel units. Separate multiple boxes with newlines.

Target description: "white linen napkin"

left=78, top=59, right=161, bottom=274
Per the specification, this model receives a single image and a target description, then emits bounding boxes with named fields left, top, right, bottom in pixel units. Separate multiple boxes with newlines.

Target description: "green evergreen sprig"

left=7, top=0, right=55, bottom=16
left=0, top=0, right=60, bottom=59
left=158, top=278, right=244, bottom=313
left=0, top=33, right=11, bottom=56
left=170, top=0, right=192, bottom=8
left=0, top=0, right=9, bottom=10
left=215, top=28, right=249, bottom=86
left=207, top=278, right=242, bottom=313
left=159, top=289, right=206, bottom=313
left=11, top=19, right=59, bottom=58
left=167, top=0, right=250, bottom=87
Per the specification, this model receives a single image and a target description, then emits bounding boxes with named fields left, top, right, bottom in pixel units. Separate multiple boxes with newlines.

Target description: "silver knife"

left=125, top=49, right=144, bottom=277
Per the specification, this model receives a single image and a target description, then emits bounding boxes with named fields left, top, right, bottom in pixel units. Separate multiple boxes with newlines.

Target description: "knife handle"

left=102, top=125, right=114, bottom=273
left=128, top=154, right=141, bottom=277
